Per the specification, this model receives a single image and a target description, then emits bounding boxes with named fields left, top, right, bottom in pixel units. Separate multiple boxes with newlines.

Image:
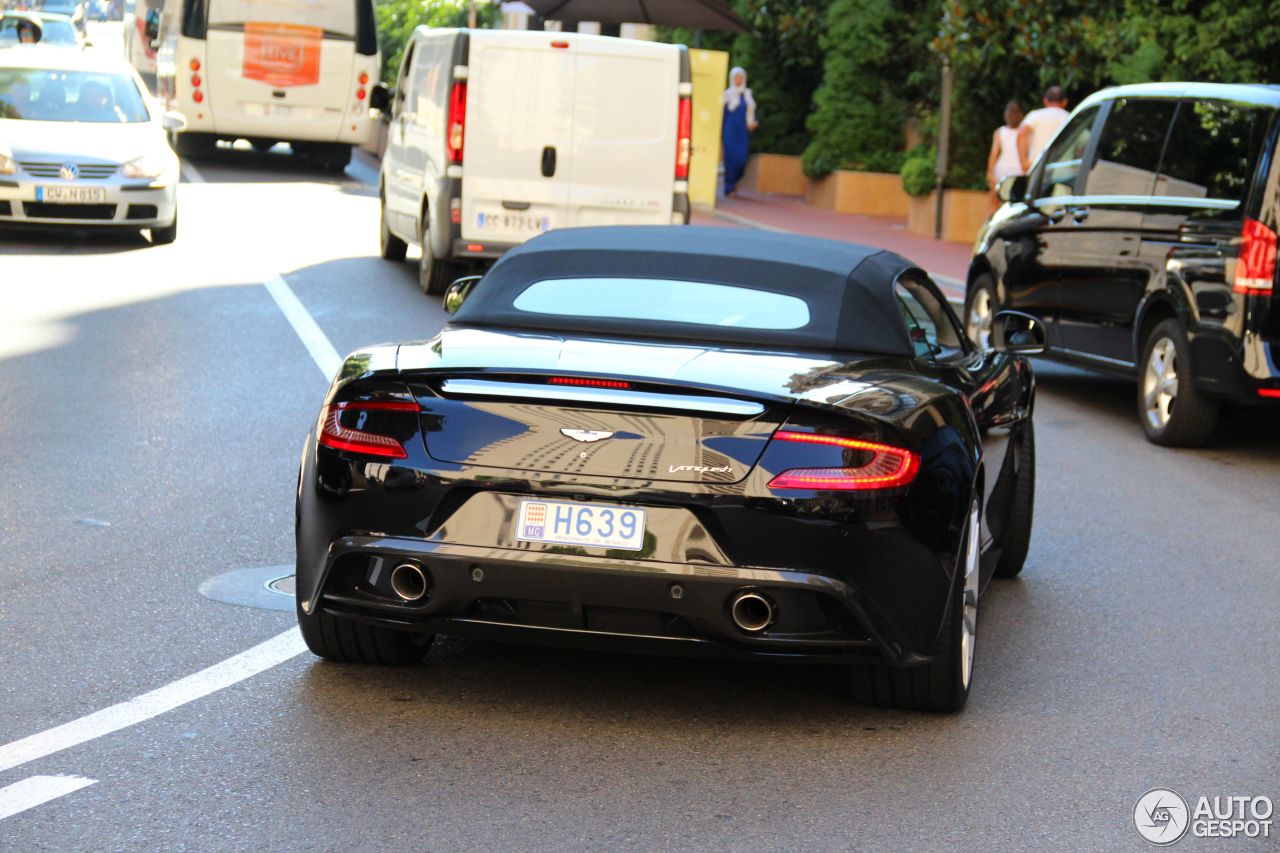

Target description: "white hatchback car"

left=0, top=46, right=184, bottom=243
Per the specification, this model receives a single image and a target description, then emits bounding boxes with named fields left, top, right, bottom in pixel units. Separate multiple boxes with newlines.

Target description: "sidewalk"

left=690, top=190, right=973, bottom=302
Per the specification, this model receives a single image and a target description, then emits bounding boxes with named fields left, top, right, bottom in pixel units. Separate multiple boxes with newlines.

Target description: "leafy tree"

left=376, top=0, right=499, bottom=84
left=802, top=0, right=940, bottom=178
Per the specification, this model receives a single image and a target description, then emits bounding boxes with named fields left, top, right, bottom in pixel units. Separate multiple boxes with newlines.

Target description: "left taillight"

left=766, top=430, right=919, bottom=491
left=318, top=400, right=419, bottom=459
left=447, top=81, right=467, bottom=164
left=1234, top=217, right=1277, bottom=295
left=674, top=96, right=692, bottom=179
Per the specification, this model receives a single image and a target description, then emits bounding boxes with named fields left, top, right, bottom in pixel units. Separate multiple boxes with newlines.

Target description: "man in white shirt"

left=1018, top=86, right=1070, bottom=172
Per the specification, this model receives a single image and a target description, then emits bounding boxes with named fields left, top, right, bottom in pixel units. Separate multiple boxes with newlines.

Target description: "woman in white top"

left=987, top=100, right=1025, bottom=208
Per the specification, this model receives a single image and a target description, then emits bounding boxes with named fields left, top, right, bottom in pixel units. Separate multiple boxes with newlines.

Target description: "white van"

left=379, top=28, right=692, bottom=294
left=151, top=0, right=380, bottom=169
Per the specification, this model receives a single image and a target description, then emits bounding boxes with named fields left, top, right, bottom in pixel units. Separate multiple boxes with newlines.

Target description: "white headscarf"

left=723, top=66, right=756, bottom=114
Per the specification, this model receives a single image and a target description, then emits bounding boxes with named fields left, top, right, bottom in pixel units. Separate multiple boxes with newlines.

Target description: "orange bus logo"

left=243, top=22, right=321, bottom=87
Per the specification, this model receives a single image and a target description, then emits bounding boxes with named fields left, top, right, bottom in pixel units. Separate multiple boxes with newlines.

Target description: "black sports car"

left=296, top=227, right=1045, bottom=712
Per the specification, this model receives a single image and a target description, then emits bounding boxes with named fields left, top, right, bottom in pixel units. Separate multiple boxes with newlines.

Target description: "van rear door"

left=461, top=33, right=574, bottom=244
left=566, top=38, right=678, bottom=227
left=203, top=0, right=355, bottom=138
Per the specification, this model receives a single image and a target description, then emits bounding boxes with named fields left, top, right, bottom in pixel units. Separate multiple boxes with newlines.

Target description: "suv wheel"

left=1139, top=318, right=1220, bottom=447
left=964, top=274, right=997, bottom=349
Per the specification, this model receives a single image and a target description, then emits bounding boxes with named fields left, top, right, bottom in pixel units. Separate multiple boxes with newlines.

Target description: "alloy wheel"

left=1142, top=337, right=1178, bottom=431
left=966, top=288, right=993, bottom=349
left=959, top=499, right=980, bottom=689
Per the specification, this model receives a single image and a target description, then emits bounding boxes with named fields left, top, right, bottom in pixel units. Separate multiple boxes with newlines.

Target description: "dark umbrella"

left=521, top=0, right=750, bottom=33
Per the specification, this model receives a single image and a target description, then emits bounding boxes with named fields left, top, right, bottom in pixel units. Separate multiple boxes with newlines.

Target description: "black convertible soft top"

left=452, top=226, right=925, bottom=357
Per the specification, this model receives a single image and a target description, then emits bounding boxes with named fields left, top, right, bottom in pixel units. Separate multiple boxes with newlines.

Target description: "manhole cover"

left=199, top=565, right=296, bottom=612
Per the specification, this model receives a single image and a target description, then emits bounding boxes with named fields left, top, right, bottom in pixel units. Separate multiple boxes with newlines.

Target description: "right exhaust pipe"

left=389, top=561, right=432, bottom=602
left=729, top=590, right=774, bottom=633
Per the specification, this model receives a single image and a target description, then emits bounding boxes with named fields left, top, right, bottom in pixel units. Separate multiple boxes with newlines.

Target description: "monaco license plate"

left=476, top=210, right=551, bottom=233
left=38, top=186, right=107, bottom=204
left=515, top=500, right=646, bottom=551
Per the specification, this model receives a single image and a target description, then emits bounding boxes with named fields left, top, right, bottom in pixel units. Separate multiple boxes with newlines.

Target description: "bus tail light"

left=447, top=81, right=467, bottom=164
left=674, top=96, right=691, bottom=179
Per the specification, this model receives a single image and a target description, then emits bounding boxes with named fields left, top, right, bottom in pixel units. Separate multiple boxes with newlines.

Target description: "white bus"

left=151, top=0, right=379, bottom=168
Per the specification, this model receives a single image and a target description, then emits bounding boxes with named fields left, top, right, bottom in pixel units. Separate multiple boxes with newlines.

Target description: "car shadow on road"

left=1031, top=357, right=1280, bottom=456
left=182, top=143, right=379, bottom=198
left=0, top=227, right=153, bottom=256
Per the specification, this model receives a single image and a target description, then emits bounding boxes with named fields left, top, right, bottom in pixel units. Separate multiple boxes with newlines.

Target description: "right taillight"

left=1233, top=217, right=1277, bottom=295
left=766, top=430, right=920, bottom=491
left=447, top=81, right=467, bottom=164
left=674, top=96, right=692, bottom=179
left=318, top=400, right=419, bottom=459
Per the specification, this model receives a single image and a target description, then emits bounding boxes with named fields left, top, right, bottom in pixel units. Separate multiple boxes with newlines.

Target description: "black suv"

left=966, top=83, right=1279, bottom=446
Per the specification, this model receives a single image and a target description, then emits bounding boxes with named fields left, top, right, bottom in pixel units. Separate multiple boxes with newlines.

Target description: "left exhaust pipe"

left=389, top=561, right=431, bottom=602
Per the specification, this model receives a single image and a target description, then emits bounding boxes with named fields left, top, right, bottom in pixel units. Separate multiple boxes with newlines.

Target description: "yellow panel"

left=687, top=48, right=729, bottom=209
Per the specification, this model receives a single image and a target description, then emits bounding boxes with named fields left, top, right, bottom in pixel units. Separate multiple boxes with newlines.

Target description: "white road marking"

left=263, top=274, right=343, bottom=379
left=0, top=775, right=97, bottom=821
left=0, top=630, right=305, bottom=776
left=179, top=159, right=205, bottom=184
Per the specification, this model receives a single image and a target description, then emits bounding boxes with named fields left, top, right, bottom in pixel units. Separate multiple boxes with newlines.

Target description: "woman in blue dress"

left=721, top=66, right=757, bottom=196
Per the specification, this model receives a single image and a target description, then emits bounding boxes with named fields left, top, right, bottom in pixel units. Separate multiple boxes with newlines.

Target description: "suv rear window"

left=1156, top=100, right=1272, bottom=203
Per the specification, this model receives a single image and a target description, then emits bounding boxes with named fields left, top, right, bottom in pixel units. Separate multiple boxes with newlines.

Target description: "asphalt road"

left=1, top=25, right=1279, bottom=852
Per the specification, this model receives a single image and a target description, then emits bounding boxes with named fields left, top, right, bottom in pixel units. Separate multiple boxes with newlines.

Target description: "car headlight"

left=122, top=153, right=166, bottom=179
left=0, top=146, right=14, bottom=176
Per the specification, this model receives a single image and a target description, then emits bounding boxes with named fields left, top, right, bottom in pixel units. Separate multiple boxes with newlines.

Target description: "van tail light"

left=447, top=81, right=467, bottom=164
left=1234, top=217, right=1277, bottom=295
left=766, top=430, right=920, bottom=491
left=674, top=96, right=692, bottom=179
left=318, top=400, right=419, bottom=459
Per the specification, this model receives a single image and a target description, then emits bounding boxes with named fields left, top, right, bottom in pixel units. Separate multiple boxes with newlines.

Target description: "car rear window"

left=1156, top=100, right=1272, bottom=203
left=512, top=278, right=812, bottom=331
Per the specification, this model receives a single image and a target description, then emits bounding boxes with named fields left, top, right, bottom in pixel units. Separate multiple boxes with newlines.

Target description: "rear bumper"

left=304, top=534, right=932, bottom=667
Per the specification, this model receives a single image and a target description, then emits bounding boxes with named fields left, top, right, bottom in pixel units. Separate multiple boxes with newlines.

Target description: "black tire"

left=175, top=132, right=215, bottom=158
left=418, top=217, right=454, bottom=295
left=149, top=211, right=178, bottom=245
left=847, top=497, right=979, bottom=713
left=963, top=273, right=998, bottom=349
left=309, top=143, right=351, bottom=171
left=991, top=419, right=1035, bottom=578
left=380, top=194, right=407, bottom=262
left=297, top=600, right=433, bottom=665
left=1138, top=318, right=1220, bottom=447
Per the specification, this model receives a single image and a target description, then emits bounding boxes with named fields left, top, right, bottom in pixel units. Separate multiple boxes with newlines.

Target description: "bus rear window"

left=207, top=0, right=354, bottom=36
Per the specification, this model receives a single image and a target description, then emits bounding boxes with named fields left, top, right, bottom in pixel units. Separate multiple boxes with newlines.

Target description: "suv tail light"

left=1233, top=217, right=1277, bottom=295
left=766, top=430, right=920, bottom=491
left=674, top=96, right=691, bottom=179
left=318, top=400, right=419, bottom=459
left=447, top=81, right=467, bottom=164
